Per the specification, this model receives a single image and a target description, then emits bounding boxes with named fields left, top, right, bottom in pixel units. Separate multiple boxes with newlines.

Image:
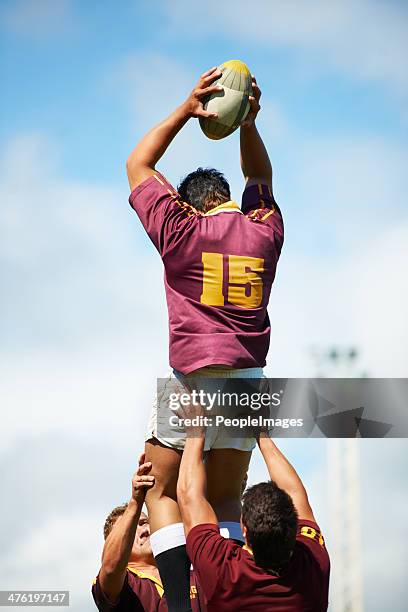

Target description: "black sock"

left=155, top=544, right=192, bottom=612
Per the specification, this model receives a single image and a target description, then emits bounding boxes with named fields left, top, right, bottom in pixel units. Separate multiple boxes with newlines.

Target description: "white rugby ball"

left=200, top=59, right=252, bottom=140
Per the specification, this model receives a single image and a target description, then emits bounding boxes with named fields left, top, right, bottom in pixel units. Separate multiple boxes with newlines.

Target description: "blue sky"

left=1, top=1, right=408, bottom=611
left=2, top=0, right=407, bottom=183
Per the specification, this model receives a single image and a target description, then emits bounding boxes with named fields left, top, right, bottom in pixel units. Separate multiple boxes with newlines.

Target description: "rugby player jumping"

left=126, top=66, right=284, bottom=611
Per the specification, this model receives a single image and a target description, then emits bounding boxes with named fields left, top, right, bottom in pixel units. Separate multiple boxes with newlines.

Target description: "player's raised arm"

left=126, top=67, right=222, bottom=191
left=177, top=415, right=218, bottom=536
left=258, top=435, right=316, bottom=522
left=98, top=454, right=155, bottom=601
left=240, top=76, right=273, bottom=189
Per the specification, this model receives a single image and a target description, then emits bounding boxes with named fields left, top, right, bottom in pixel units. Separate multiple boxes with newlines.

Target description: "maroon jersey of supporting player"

left=129, top=173, right=284, bottom=374
left=186, top=520, right=330, bottom=611
left=92, top=567, right=203, bottom=611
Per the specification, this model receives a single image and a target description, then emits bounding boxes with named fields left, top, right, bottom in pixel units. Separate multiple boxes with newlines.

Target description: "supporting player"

left=92, top=454, right=204, bottom=611
left=126, top=67, right=284, bottom=611
left=177, top=424, right=330, bottom=611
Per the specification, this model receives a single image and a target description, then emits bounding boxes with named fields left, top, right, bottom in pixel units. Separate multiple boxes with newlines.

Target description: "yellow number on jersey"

left=300, top=526, right=325, bottom=546
left=200, top=252, right=264, bottom=308
left=228, top=255, right=264, bottom=308
left=200, top=252, right=224, bottom=306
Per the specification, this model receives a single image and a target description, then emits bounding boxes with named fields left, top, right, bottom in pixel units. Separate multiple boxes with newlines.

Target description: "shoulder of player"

left=129, top=172, right=201, bottom=216
left=189, top=525, right=253, bottom=565
left=187, top=522, right=221, bottom=542
left=187, top=523, right=243, bottom=557
left=296, top=520, right=326, bottom=546
left=241, top=183, right=283, bottom=222
left=92, top=571, right=130, bottom=607
left=243, top=206, right=281, bottom=224
left=294, top=521, right=330, bottom=570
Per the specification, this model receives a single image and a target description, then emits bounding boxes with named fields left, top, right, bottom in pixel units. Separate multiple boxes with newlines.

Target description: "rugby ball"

left=199, top=60, right=252, bottom=140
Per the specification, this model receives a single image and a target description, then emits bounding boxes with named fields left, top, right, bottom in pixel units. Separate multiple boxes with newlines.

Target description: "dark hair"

left=177, top=167, right=230, bottom=212
left=103, top=503, right=128, bottom=539
left=241, top=481, right=298, bottom=572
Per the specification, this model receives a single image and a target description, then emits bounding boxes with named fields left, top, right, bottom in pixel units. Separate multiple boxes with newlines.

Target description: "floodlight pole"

left=310, top=347, right=364, bottom=612
left=328, top=438, right=364, bottom=612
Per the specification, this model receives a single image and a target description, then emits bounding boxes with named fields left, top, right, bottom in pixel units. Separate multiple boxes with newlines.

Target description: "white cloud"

left=0, top=132, right=169, bottom=352
left=258, top=99, right=290, bottom=143
left=267, top=217, right=408, bottom=378
left=352, top=440, right=408, bottom=611
left=350, top=222, right=408, bottom=375
left=0, top=350, right=160, bottom=453
left=0, top=513, right=101, bottom=611
left=264, top=131, right=408, bottom=378
left=295, top=137, right=408, bottom=232
left=161, top=0, right=408, bottom=94
left=0, top=0, right=75, bottom=40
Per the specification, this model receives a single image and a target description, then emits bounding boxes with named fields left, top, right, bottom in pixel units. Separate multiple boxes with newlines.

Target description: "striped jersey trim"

left=204, top=201, right=243, bottom=216
left=153, top=174, right=165, bottom=186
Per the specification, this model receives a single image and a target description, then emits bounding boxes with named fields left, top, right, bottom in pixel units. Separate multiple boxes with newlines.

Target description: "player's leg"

left=144, top=438, right=182, bottom=531
left=183, top=366, right=259, bottom=542
left=144, top=438, right=191, bottom=612
left=206, top=448, right=252, bottom=541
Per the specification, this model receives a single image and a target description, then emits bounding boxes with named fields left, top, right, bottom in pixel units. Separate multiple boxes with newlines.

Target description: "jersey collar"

left=204, top=200, right=243, bottom=216
left=127, top=567, right=164, bottom=597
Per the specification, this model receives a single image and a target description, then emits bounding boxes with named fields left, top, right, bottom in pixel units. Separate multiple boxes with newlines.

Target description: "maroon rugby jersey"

left=92, top=567, right=204, bottom=611
left=186, top=520, right=330, bottom=611
left=129, top=173, right=284, bottom=374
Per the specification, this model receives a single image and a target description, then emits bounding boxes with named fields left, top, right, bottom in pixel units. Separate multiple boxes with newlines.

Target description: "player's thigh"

left=145, top=438, right=182, bottom=499
left=206, top=448, right=252, bottom=502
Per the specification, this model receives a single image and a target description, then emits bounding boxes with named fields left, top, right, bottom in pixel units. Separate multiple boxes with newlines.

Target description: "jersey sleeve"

left=186, top=523, right=234, bottom=602
left=241, top=183, right=284, bottom=249
left=91, top=574, right=122, bottom=612
left=129, top=172, right=199, bottom=256
left=91, top=573, right=143, bottom=612
left=296, top=519, right=330, bottom=575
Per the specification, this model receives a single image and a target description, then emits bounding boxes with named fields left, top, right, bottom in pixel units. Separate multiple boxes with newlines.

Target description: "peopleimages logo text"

left=168, top=389, right=282, bottom=411
left=168, top=414, right=304, bottom=430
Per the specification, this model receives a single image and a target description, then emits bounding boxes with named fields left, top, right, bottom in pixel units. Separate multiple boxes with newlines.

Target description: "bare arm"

left=126, top=106, right=189, bottom=191
left=126, top=67, right=222, bottom=191
left=240, top=77, right=273, bottom=189
left=177, top=432, right=218, bottom=537
left=99, top=455, right=155, bottom=601
left=258, top=436, right=315, bottom=522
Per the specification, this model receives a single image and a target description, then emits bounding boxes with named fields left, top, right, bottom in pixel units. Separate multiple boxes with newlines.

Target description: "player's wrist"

left=179, top=100, right=194, bottom=120
left=241, top=119, right=256, bottom=129
left=185, top=432, right=205, bottom=448
left=128, top=497, right=142, bottom=511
